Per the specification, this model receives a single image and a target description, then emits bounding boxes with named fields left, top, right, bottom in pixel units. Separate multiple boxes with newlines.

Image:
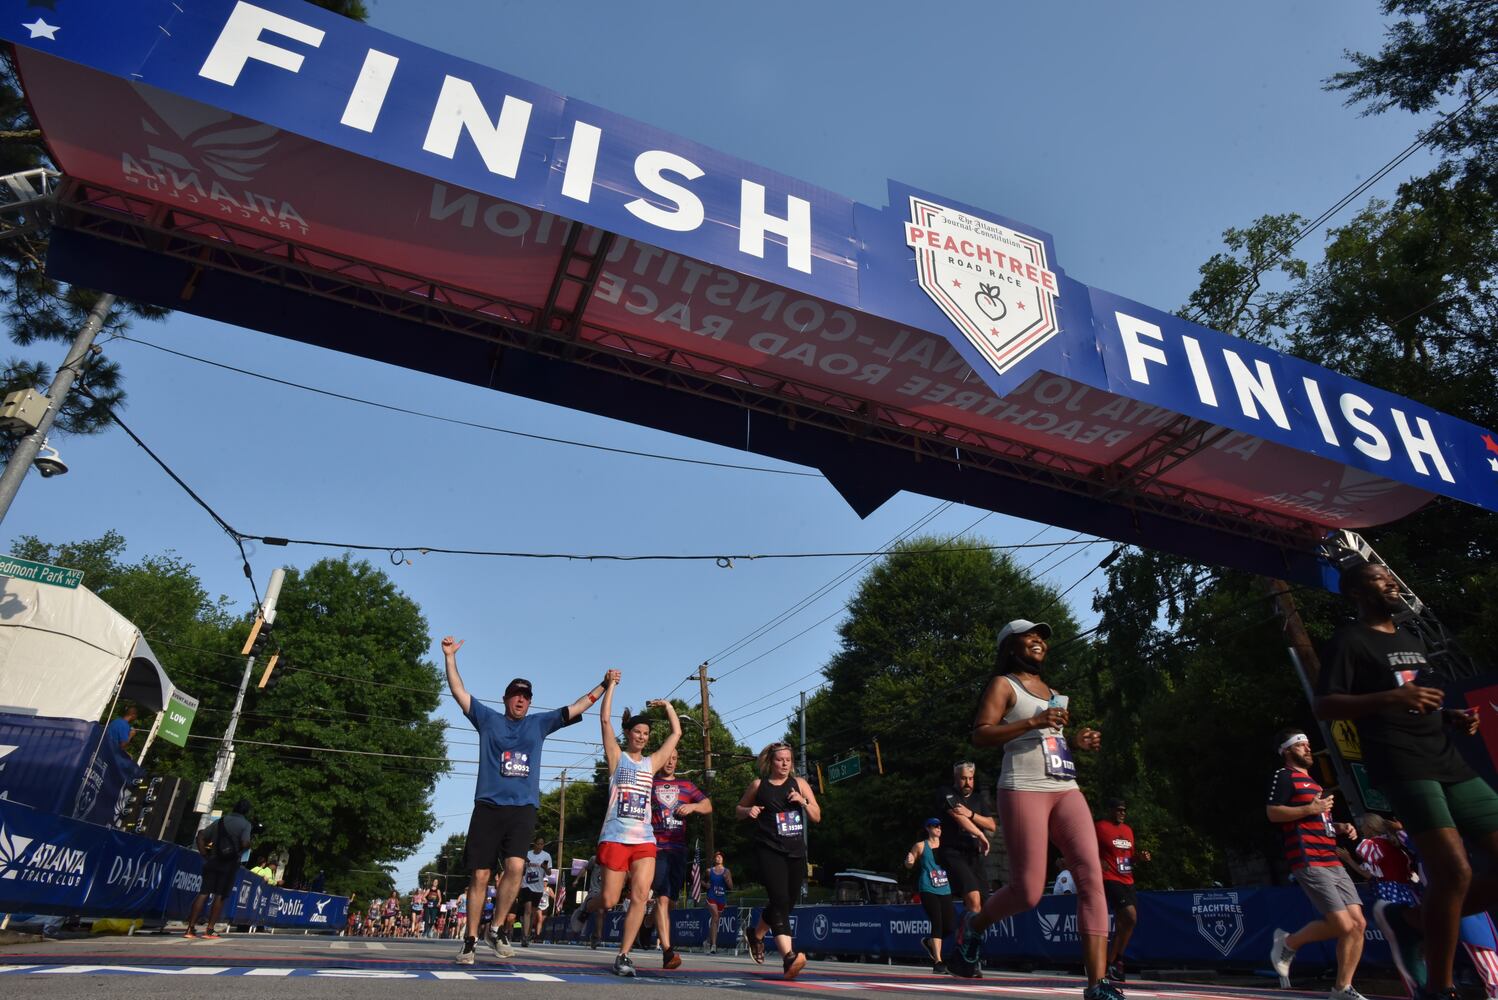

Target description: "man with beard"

left=1266, top=729, right=1367, bottom=1000
left=937, top=762, right=996, bottom=916
left=1314, top=562, right=1491, bottom=1000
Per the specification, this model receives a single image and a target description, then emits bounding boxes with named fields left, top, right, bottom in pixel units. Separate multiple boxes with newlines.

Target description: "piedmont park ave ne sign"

left=4, top=0, right=1495, bottom=587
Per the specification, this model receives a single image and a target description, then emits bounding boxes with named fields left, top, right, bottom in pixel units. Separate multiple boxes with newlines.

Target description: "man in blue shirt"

left=107, top=705, right=137, bottom=755
left=444, top=635, right=609, bottom=965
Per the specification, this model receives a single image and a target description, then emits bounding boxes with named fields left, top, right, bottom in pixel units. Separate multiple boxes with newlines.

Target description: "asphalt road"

left=0, top=931, right=1348, bottom=1000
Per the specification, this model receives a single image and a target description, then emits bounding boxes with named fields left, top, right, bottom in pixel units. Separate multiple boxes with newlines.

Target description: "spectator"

left=107, top=705, right=138, bottom=755
left=185, top=800, right=252, bottom=939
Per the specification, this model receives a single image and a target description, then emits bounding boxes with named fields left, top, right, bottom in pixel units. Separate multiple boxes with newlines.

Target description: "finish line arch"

left=5, top=0, right=1496, bottom=590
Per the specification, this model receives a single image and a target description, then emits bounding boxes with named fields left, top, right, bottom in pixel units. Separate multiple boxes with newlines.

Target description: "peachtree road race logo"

left=1192, top=891, right=1245, bottom=957
left=120, top=84, right=308, bottom=235
left=906, top=197, right=1061, bottom=375
left=0, top=822, right=87, bottom=887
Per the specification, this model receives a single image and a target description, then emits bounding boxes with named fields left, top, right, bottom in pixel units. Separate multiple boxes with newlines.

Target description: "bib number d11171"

left=1043, top=734, right=1076, bottom=780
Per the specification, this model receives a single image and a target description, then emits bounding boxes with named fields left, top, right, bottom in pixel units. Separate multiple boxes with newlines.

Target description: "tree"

left=798, top=536, right=1088, bottom=879
left=0, top=1, right=369, bottom=459
left=222, top=555, right=447, bottom=895
left=417, top=832, right=468, bottom=898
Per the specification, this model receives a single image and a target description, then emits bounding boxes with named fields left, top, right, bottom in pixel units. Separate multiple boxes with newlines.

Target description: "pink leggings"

left=982, top=787, right=1108, bottom=937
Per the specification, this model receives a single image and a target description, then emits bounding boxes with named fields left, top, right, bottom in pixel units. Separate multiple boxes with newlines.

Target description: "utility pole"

left=556, top=770, right=567, bottom=916
left=0, top=293, right=115, bottom=527
left=200, top=568, right=285, bottom=816
left=697, top=662, right=714, bottom=864
left=799, top=691, right=808, bottom=776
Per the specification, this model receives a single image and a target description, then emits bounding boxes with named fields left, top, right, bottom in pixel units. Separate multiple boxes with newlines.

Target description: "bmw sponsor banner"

left=0, top=797, right=345, bottom=928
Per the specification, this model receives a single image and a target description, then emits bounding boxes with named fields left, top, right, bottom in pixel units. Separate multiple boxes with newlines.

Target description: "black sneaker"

left=933, top=962, right=948, bottom=975
left=1085, top=980, right=1126, bottom=1000
left=1107, top=962, right=1126, bottom=983
left=612, top=954, right=637, bottom=978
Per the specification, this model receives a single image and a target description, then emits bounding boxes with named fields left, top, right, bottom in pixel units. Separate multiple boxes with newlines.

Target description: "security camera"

left=34, top=439, right=67, bottom=478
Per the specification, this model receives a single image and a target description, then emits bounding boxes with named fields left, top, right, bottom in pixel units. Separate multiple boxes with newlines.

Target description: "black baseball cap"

left=1108, top=798, right=1127, bottom=810
left=504, top=678, right=533, bottom=699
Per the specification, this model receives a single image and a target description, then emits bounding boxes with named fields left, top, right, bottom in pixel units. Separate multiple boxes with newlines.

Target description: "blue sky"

left=3, top=0, right=1444, bottom=886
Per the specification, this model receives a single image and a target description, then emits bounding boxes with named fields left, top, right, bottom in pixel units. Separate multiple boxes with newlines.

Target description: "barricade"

left=0, top=798, right=346, bottom=929
left=545, top=888, right=1394, bottom=972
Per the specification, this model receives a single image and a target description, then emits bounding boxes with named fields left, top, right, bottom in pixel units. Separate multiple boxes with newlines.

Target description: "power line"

left=116, top=334, right=822, bottom=480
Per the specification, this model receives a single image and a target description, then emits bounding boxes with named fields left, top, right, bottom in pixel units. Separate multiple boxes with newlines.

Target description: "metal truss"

left=0, top=168, right=61, bottom=242
left=1322, top=529, right=1479, bottom=679
left=55, top=176, right=1329, bottom=556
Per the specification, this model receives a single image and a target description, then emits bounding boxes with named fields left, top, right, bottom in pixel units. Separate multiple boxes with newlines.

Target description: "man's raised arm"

left=563, top=674, right=611, bottom=722
left=442, top=636, right=471, bottom=715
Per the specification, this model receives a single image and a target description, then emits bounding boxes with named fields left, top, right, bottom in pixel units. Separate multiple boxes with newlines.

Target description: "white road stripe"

left=364, top=942, right=387, bottom=950
left=242, top=968, right=296, bottom=976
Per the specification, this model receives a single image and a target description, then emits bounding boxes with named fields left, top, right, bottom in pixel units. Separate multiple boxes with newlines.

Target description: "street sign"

left=1350, top=762, right=1391, bottom=812
left=829, top=755, right=861, bottom=783
left=1330, top=720, right=1362, bottom=761
left=0, top=553, right=83, bottom=589
left=158, top=690, right=200, bottom=748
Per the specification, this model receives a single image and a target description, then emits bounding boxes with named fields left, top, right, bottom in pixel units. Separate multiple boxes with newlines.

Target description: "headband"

left=1278, top=733, right=1310, bottom=753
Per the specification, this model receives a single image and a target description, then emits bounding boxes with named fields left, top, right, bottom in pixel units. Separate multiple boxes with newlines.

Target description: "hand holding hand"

left=604, top=669, right=622, bottom=687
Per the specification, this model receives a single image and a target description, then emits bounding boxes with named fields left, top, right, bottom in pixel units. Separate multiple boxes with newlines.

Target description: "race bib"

left=775, top=809, right=805, bottom=837
left=1043, top=734, right=1076, bottom=780
left=1116, top=856, right=1132, bottom=874
left=930, top=868, right=949, bottom=888
left=618, top=790, right=649, bottom=820
left=501, top=750, right=531, bottom=778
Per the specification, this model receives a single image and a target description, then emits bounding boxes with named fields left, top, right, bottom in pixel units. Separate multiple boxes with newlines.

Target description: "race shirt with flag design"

left=651, top=777, right=706, bottom=849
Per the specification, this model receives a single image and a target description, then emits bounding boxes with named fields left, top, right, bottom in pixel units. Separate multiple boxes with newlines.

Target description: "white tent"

left=0, top=576, right=172, bottom=720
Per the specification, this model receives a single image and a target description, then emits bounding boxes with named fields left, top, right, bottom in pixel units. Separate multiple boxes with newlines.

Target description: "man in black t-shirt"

left=936, top=762, right=996, bottom=914
left=1314, top=562, right=1495, bottom=1000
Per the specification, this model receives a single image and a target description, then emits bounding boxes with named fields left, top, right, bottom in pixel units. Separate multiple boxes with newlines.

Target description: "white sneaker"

left=455, top=943, right=476, bottom=965
left=1270, top=927, right=1295, bottom=981
left=1329, top=986, right=1368, bottom=1000
left=488, top=932, right=514, bottom=959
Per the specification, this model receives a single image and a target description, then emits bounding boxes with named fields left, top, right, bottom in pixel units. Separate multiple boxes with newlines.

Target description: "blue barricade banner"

left=547, top=892, right=1392, bottom=972
left=0, top=798, right=345, bottom=928
left=0, top=712, right=137, bottom=826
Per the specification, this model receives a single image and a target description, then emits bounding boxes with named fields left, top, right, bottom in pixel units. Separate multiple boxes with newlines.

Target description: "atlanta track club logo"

left=905, top=197, right=1061, bottom=375
left=0, top=824, right=33, bottom=880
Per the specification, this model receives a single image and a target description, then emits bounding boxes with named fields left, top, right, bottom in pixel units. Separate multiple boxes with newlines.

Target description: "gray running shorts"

left=1295, top=864, right=1361, bottom=915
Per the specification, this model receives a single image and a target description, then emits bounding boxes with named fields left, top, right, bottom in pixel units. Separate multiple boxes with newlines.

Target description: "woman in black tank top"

left=736, top=741, right=821, bottom=980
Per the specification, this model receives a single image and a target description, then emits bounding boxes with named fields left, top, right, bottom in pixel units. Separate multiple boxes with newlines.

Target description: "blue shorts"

left=652, top=848, right=688, bottom=899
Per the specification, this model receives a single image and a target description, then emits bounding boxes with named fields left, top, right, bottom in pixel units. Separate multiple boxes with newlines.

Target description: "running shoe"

left=488, top=931, right=515, bottom=959
left=1412, top=988, right=1459, bottom=1000
left=201, top=932, right=221, bottom=940
left=933, top=962, right=948, bottom=975
left=663, top=946, right=682, bottom=970
left=612, top=954, right=637, bottom=978
left=455, top=939, right=476, bottom=966
left=589, top=937, right=600, bottom=949
left=1328, top=986, right=1369, bottom=1000
left=955, top=908, right=982, bottom=968
left=1084, top=980, right=1126, bottom=1000
left=520, top=936, right=530, bottom=948
left=747, top=928, right=766, bottom=964
left=1107, top=962, right=1126, bottom=983
left=1269, top=927, right=1295, bottom=981
left=782, top=951, right=807, bottom=980
left=1374, top=899, right=1426, bottom=991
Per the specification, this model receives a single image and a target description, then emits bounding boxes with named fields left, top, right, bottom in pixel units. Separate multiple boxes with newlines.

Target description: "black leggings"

left=920, top=892, right=956, bottom=939
left=756, top=845, right=805, bottom=939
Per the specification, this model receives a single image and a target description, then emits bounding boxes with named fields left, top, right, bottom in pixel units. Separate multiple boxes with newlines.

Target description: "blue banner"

left=0, top=713, right=137, bottom=826
left=0, top=798, right=345, bottom=928
left=546, top=891, right=1390, bottom=972
left=1, top=0, right=1492, bottom=520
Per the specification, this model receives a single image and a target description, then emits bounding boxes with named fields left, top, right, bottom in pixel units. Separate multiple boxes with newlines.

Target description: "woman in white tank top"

left=946, top=619, right=1119, bottom=1000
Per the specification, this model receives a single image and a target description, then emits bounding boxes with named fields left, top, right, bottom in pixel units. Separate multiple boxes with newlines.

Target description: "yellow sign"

left=1330, top=720, right=1362, bottom=761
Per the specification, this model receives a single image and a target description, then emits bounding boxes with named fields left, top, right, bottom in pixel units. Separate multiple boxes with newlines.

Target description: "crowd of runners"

left=424, top=562, right=1498, bottom=1000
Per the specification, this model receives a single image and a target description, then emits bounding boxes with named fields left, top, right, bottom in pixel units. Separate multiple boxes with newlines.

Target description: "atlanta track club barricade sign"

left=0, top=798, right=346, bottom=929
left=550, top=887, right=1392, bottom=972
